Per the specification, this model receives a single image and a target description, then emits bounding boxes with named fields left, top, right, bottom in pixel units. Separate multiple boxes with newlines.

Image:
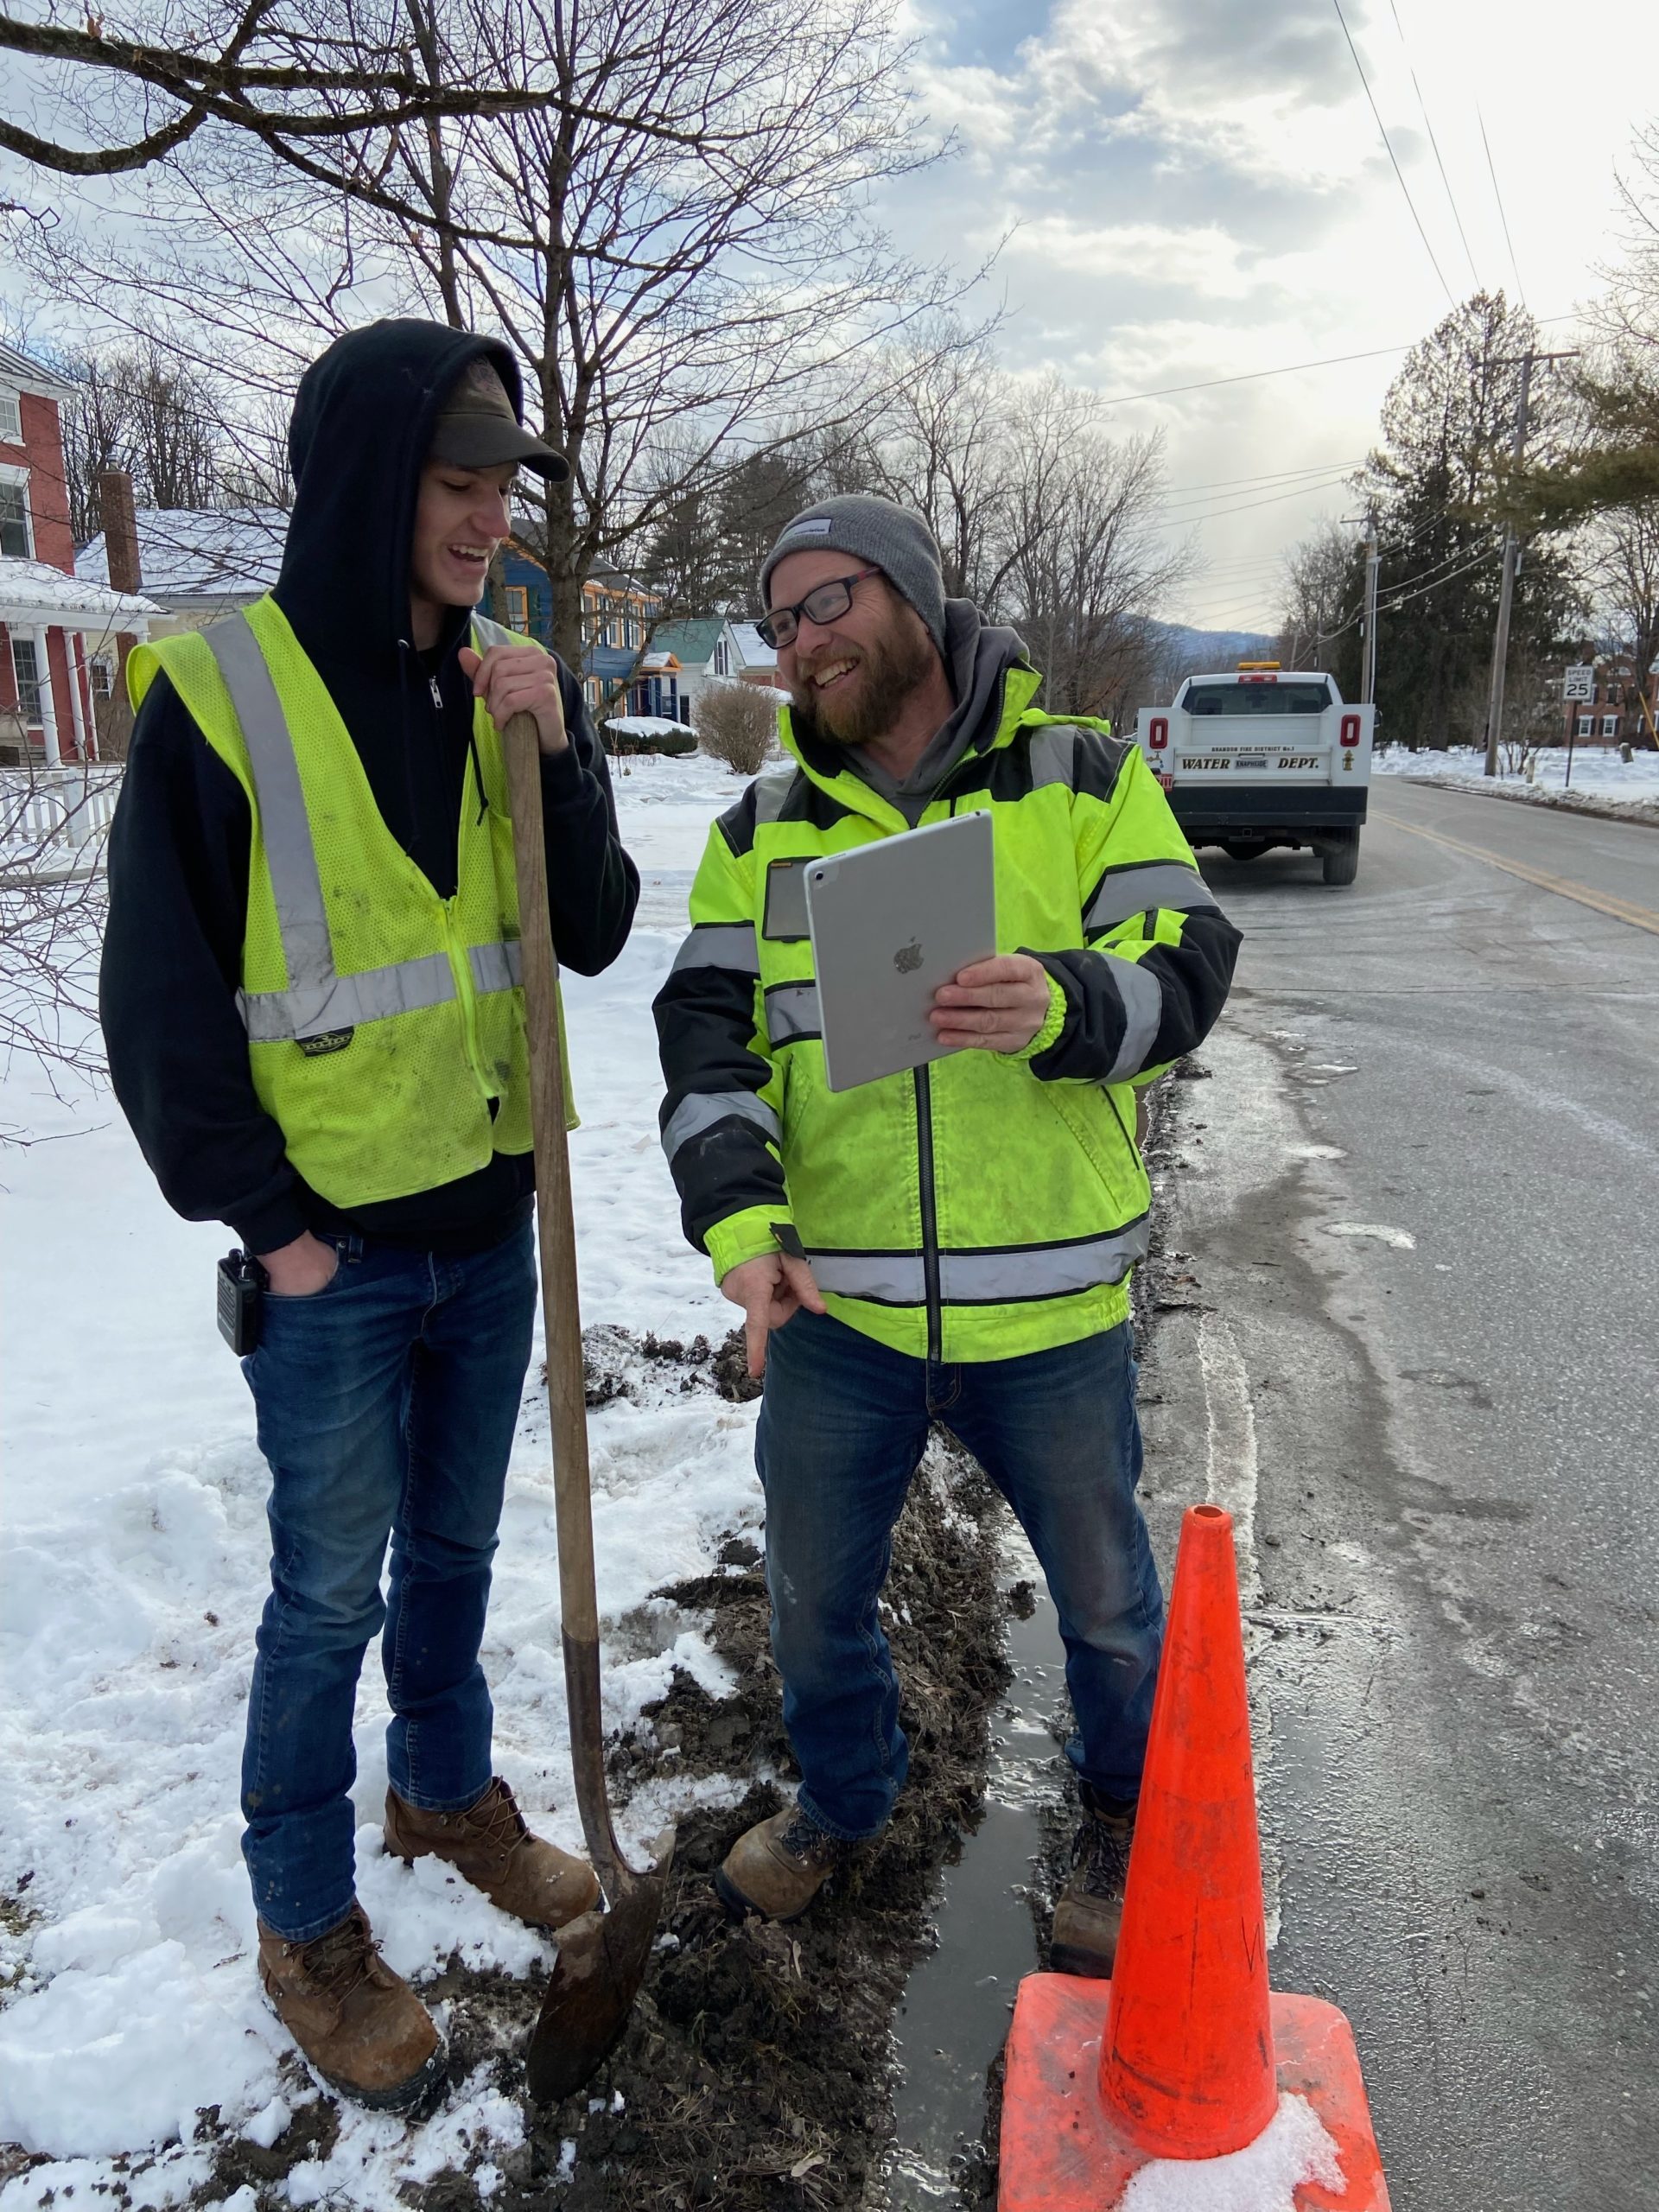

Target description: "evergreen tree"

left=1357, top=293, right=1579, bottom=748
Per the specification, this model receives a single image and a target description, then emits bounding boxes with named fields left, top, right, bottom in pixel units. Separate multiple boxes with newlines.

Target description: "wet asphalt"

left=1141, top=779, right=1659, bottom=2209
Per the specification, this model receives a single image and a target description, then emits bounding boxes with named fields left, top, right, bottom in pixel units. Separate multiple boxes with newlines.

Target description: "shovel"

left=499, top=710, right=674, bottom=2104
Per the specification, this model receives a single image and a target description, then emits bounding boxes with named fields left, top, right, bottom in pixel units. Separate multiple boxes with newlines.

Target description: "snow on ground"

left=1375, top=741, right=1659, bottom=812
left=0, top=748, right=756, bottom=2200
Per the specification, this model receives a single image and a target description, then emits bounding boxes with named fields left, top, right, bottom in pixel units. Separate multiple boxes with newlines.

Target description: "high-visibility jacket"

left=128, top=594, right=568, bottom=1211
left=654, top=662, right=1240, bottom=1363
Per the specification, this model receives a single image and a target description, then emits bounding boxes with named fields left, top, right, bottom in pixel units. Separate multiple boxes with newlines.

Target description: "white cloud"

left=886, top=0, right=1654, bottom=626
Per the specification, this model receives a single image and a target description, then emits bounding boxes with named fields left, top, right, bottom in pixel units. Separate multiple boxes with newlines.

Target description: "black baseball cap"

left=429, top=359, right=569, bottom=481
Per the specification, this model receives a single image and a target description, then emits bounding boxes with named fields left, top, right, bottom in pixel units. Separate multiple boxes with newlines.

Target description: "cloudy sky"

left=883, top=0, right=1659, bottom=632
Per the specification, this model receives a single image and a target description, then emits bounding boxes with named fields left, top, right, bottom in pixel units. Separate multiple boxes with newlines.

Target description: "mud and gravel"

left=485, top=1364, right=1014, bottom=2212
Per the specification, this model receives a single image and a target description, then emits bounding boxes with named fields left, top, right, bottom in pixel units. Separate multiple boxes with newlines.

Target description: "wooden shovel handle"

left=500, top=711, right=620, bottom=1873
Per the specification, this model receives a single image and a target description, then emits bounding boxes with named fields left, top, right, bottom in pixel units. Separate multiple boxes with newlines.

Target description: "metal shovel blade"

left=524, top=1827, right=676, bottom=2103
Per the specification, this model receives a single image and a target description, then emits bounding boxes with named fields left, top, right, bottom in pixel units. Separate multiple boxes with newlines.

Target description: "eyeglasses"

left=756, top=567, right=881, bottom=650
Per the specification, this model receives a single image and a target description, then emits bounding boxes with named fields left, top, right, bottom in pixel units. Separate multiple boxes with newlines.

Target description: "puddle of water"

left=887, top=1564, right=1070, bottom=2200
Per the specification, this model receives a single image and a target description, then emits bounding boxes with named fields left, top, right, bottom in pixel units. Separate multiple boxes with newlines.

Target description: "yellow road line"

left=1372, top=809, right=1659, bottom=937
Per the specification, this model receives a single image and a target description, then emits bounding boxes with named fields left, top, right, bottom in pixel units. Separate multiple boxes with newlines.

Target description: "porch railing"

left=1, top=764, right=125, bottom=867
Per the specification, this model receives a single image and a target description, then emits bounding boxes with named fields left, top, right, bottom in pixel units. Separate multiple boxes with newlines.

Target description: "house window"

left=10, top=635, right=42, bottom=721
left=713, top=638, right=729, bottom=676
left=0, top=471, right=31, bottom=559
left=1575, top=715, right=1592, bottom=737
left=502, top=585, right=530, bottom=632
left=0, top=388, right=20, bottom=444
left=1601, top=715, right=1619, bottom=738
left=90, top=654, right=115, bottom=696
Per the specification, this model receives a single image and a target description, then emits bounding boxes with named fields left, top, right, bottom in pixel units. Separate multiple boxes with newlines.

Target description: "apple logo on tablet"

left=893, top=941, right=923, bottom=974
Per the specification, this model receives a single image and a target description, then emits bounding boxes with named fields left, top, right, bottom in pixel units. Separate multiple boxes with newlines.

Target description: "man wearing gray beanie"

left=655, top=492, right=1241, bottom=1974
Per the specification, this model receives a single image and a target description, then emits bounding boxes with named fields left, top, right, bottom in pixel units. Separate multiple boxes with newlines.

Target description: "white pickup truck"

left=1134, top=664, right=1374, bottom=886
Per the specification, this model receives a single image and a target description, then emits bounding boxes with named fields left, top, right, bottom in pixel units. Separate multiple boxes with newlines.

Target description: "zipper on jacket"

left=914, top=1064, right=942, bottom=1363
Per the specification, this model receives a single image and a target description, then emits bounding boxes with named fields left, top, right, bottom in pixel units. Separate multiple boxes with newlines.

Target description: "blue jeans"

left=239, top=1224, right=536, bottom=1940
left=755, top=1309, right=1164, bottom=1840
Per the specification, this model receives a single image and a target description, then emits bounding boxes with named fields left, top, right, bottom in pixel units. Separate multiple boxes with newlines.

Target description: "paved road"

left=1139, top=780, right=1659, bottom=2209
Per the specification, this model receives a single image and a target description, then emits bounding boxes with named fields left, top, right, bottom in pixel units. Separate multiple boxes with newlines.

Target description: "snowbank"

left=1375, top=741, right=1659, bottom=815
left=0, top=751, right=753, bottom=2199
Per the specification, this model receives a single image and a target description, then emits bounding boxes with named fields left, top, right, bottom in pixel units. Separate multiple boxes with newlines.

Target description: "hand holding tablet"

left=929, top=953, right=1053, bottom=1055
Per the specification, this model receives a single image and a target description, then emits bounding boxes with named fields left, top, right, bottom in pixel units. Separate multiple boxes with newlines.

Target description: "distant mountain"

left=1148, top=621, right=1277, bottom=672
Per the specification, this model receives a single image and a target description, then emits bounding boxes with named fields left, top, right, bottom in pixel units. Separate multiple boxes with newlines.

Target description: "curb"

left=1393, top=773, right=1659, bottom=830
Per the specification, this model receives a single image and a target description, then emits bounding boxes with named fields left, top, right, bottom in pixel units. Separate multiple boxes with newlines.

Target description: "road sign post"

left=1561, top=665, right=1594, bottom=791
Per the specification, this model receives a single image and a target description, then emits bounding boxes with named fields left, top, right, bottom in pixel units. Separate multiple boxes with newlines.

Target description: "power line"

left=1094, top=312, right=1575, bottom=412
left=1332, top=0, right=1457, bottom=308
left=1478, top=103, right=1527, bottom=306
left=1386, top=0, right=1480, bottom=289
left=1102, top=341, right=1412, bottom=408
left=1185, top=530, right=1506, bottom=631
left=1163, top=459, right=1365, bottom=496
left=1171, top=474, right=1357, bottom=524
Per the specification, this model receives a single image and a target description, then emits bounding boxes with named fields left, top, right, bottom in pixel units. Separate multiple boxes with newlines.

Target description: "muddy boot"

left=384, top=1777, right=601, bottom=1930
left=1049, top=1789, right=1136, bottom=1978
left=257, top=1902, right=445, bottom=2113
left=715, top=1805, right=850, bottom=1922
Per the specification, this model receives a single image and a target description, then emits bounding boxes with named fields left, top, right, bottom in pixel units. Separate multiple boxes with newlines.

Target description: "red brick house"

left=0, top=341, right=156, bottom=765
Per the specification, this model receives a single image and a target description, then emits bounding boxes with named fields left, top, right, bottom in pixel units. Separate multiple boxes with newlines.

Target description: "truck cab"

left=1135, top=664, right=1373, bottom=886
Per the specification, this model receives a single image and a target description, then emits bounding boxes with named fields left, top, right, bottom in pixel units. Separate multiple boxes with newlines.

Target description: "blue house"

left=493, top=541, right=681, bottom=722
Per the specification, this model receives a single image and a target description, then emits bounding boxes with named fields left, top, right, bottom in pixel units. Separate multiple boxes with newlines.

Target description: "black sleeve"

left=539, top=661, right=639, bottom=976
left=99, top=674, right=314, bottom=1253
left=1027, top=910, right=1243, bottom=1084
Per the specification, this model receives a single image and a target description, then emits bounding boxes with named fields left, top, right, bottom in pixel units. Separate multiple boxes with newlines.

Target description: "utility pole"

left=1484, top=348, right=1580, bottom=777
left=1361, top=510, right=1380, bottom=708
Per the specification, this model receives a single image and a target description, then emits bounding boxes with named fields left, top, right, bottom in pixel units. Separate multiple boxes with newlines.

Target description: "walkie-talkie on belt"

left=216, top=1249, right=267, bottom=1354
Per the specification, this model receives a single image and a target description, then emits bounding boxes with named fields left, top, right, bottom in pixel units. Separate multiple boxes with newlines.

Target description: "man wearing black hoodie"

left=102, top=321, right=639, bottom=2111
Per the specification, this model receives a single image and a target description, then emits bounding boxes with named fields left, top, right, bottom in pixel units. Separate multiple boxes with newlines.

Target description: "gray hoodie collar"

left=843, top=599, right=1031, bottom=824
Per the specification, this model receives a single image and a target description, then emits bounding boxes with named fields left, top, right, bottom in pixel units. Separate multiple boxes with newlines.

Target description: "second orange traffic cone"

left=998, top=1502, right=1389, bottom=2209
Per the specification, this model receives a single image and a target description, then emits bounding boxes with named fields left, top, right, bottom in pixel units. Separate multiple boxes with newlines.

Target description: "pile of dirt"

left=576, top=1323, right=762, bottom=1409
left=480, top=1425, right=1008, bottom=2212
left=321, top=1315, right=1009, bottom=2212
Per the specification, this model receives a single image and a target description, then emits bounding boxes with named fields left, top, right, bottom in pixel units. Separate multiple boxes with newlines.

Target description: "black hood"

left=275, top=318, right=526, bottom=681
left=270, top=319, right=531, bottom=899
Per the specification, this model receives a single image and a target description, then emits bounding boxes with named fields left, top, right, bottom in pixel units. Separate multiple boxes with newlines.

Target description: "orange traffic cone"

left=998, top=1503, right=1389, bottom=2209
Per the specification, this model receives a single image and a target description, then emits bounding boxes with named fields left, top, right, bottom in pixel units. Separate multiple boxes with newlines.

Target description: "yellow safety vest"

left=129, top=594, right=570, bottom=1211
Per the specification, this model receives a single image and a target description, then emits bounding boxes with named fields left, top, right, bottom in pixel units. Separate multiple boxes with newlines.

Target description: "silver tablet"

left=804, top=812, right=997, bottom=1092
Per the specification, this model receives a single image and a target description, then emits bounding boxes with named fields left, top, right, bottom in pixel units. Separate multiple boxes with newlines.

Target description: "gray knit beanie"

left=759, top=493, right=947, bottom=656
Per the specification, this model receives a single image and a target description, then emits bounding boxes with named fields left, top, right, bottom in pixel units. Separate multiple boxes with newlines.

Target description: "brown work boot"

left=257, top=1903, right=444, bottom=2112
left=1049, top=1790, right=1137, bottom=1979
left=384, top=1777, right=601, bottom=1930
left=715, top=1804, right=851, bottom=1923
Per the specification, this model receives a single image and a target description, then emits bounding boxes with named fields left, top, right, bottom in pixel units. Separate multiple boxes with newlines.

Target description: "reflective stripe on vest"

left=807, top=1219, right=1151, bottom=1306
left=671, top=922, right=760, bottom=976
left=1104, top=955, right=1164, bottom=1084
left=1085, top=860, right=1217, bottom=933
left=765, top=981, right=821, bottom=1045
left=205, top=613, right=512, bottom=1045
left=753, top=768, right=800, bottom=824
left=663, top=1088, right=782, bottom=1165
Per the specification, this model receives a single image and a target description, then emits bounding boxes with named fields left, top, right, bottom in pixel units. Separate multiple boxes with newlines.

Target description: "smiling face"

left=409, top=459, right=517, bottom=639
left=770, top=547, right=938, bottom=749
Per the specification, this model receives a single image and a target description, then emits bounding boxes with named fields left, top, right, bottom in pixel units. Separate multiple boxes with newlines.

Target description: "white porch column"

left=33, top=626, right=61, bottom=766
left=65, top=630, right=91, bottom=761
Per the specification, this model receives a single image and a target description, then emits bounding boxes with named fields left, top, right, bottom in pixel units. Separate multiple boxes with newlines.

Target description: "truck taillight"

left=1340, top=714, right=1361, bottom=747
left=1149, top=716, right=1169, bottom=750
